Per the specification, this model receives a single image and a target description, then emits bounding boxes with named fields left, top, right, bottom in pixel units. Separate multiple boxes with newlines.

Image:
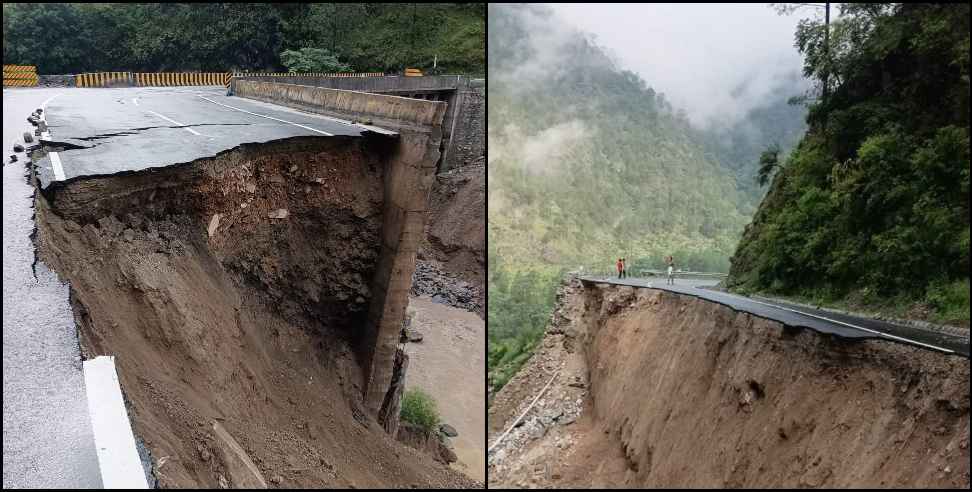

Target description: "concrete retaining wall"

left=235, top=75, right=461, bottom=93
left=233, top=79, right=447, bottom=133
left=442, top=78, right=485, bottom=171
left=233, top=79, right=445, bottom=423
left=235, top=75, right=485, bottom=172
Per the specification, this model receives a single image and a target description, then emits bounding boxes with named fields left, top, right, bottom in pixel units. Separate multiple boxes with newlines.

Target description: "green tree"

left=280, top=48, right=351, bottom=73
left=729, top=3, right=970, bottom=323
left=756, top=144, right=782, bottom=187
left=400, top=388, right=440, bottom=433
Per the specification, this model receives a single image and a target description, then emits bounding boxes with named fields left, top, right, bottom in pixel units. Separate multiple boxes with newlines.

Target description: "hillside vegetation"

left=2, top=3, right=484, bottom=75
left=728, top=3, right=970, bottom=325
left=487, top=4, right=807, bottom=397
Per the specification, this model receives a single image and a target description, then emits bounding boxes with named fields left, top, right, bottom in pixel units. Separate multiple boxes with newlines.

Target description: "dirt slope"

left=34, top=137, right=477, bottom=488
left=415, top=163, right=485, bottom=317
left=488, top=277, right=970, bottom=488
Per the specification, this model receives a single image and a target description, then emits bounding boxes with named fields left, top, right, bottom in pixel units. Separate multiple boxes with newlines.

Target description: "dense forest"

left=487, top=4, right=807, bottom=397
left=728, top=3, right=970, bottom=325
left=1, top=3, right=485, bottom=75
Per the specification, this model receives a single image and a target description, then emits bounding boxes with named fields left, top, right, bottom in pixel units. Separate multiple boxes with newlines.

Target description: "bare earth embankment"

left=488, top=277, right=970, bottom=488
left=413, top=163, right=485, bottom=318
left=34, top=136, right=476, bottom=488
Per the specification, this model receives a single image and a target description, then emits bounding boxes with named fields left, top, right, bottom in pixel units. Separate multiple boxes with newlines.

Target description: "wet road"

left=580, top=274, right=970, bottom=358
left=2, top=88, right=103, bottom=488
left=36, top=86, right=376, bottom=187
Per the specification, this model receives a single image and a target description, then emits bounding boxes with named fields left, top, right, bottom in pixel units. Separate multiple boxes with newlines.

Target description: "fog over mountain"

left=548, top=3, right=818, bottom=125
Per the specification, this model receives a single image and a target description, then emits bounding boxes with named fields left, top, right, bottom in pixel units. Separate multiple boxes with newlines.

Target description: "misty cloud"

left=490, top=119, right=589, bottom=176
left=546, top=3, right=815, bottom=125
left=520, top=120, right=588, bottom=175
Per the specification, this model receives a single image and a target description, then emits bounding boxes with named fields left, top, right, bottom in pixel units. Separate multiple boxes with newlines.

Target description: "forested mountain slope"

left=489, top=4, right=752, bottom=274
left=487, top=4, right=808, bottom=396
left=728, top=3, right=970, bottom=324
left=2, top=3, right=484, bottom=75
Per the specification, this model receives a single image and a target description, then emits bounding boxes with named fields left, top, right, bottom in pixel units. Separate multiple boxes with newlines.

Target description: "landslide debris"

left=415, top=162, right=485, bottom=318
left=488, top=276, right=971, bottom=489
left=33, top=136, right=478, bottom=488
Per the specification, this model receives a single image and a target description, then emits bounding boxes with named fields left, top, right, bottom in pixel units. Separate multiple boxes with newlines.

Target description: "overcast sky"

left=547, top=3, right=827, bottom=125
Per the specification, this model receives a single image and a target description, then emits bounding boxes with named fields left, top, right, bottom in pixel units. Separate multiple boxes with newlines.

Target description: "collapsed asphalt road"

left=15, top=84, right=478, bottom=488
left=580, top=275, right=970, bottom=358
left=2, top=88, right=103, bottom=488
left=34, top=86, right=377, bottom=187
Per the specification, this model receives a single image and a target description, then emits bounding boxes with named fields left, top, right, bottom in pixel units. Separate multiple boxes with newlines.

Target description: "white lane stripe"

left=147, top=110, right=201, bottom=136
left=49, top=152, right=66, bottom=181
left=742, top=296, right=956, bottom=354
left=83, top=356, right=149, bottom=489
left=40, top=94, right=66, bottom=181
left=40, top=93, right=62, bottom=110
left=132, top=98, right=139, bottom=106
left=196, top=95, right=333, bottom=136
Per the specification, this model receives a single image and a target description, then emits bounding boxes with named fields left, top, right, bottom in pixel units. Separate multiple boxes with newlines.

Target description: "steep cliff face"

left=34, top=136, right=477, bottom=488
left=488, top=279, right=970, bottom=488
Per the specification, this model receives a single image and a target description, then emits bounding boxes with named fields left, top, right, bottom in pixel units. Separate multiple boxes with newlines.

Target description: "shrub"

left=400, top=388, right=440, bottom=433
left=925, top=278, right=971, bottom=324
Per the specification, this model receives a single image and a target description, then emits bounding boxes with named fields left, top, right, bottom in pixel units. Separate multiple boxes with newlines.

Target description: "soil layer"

left=35, top=137, right=477, bottom=488
left=489, top=277, right=971, bottom=489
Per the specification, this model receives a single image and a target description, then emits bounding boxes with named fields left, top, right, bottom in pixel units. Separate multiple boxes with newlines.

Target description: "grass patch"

left=925, top=278, right=970, bottom=325
left=734, top=277, right=971, bottom=328
left=400, top=388, right=440, bottom=433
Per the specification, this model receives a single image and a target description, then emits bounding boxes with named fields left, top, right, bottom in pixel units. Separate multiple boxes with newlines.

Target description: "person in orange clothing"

left=617, top=258, right=624, bottom=279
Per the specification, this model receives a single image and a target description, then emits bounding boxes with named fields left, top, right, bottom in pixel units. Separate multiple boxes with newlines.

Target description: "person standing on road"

left=621, top=257, right=627, bottom=279
left=666, top=255, right=675, bottom=285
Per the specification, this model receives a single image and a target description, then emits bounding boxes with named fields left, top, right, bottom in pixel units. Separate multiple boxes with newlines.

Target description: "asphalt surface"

left=35, top=86, right=375, bottom=188
left=2, top=88, right=103, bottom=488
left=580, top=274, right=970, bottom=358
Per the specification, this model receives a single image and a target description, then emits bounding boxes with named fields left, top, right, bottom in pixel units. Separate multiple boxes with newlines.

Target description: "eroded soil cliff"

left=488, top=278, right=970, bottom=488
left=34, top=136, right=477, bottom=488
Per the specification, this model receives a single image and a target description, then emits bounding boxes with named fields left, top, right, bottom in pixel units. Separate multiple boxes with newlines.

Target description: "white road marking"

left=132, top=98, right=139, bottom=106
left=49, top=152, right=66, bottom=181
left=39, top=94, right=66, bottom=180
left=83, top=356, right=149, bottom=489
left=742, top=296, right=956, bottom=354
left=147, top=110, right=201, bottom=136
left=196, top=95, right=334, bottom=136
left=40, top=93, right=62, bottom=110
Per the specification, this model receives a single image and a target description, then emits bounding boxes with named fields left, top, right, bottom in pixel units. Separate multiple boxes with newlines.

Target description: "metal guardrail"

left=639, top=270, right=728, bottom=277
left=575, top=267, right=728, bottom=279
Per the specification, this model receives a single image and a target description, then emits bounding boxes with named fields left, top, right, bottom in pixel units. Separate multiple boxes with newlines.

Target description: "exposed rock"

left=397, top=422, right=457, bottom=464
left=439, top=423, right=458, bottom=438
left=411, top=262, right=483, bottom=316
left=405, top=328, right=424, bottom=343
left=208, top=214, right=221, bottom=238
left=268, top=209, right=289, bottom=219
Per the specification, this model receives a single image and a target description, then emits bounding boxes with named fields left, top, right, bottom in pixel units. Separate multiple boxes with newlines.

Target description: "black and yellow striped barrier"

left=3, top=64, right=38, bottom=87
left=75, top=72, right=133, bottom=88
left=134, top=72, right=230, bottom=87
left=68, top=70, right=387, bottom=89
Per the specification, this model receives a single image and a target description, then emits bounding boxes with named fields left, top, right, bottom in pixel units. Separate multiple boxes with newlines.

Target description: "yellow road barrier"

left=3, top=64, right=38, bottom=87
left=68, top=70, right=386, bottom=89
